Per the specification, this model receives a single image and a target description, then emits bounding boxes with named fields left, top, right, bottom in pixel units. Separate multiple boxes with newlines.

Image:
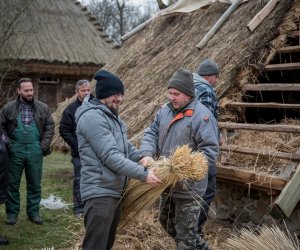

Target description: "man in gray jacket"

left=75, top=70, right=161, bottom=250
left=140, top=68, right=219, bottom=250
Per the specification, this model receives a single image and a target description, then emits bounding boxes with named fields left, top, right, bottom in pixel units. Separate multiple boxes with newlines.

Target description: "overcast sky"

left=80, top=0, right=160, bottom=7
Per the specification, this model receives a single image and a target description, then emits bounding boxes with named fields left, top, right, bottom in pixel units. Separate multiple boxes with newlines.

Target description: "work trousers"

left=82, top=197, right=121, bottom=250
left=71, top=156, right=84, bottom=213
left=159, top=195, right=209, bottom=250
left=198, top=163, right=217, bottom=231
left=6, top=143, right=43, bottom=218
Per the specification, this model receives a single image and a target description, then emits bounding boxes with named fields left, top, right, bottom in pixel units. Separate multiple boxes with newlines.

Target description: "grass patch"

left=0, top=152, right=83, bottom=249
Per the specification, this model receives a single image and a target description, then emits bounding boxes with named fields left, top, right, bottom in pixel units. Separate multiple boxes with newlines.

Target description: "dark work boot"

left=6, top=215, right=17, bottom=225
left=0, top=236, right=9, bottom=245
left=29, top=215, right=43, bottom=225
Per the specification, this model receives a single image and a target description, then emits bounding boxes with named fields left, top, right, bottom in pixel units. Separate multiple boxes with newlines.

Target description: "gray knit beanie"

left=197, top=59, right=219, bottom=76
left=168, top=68, right=195, bottom=97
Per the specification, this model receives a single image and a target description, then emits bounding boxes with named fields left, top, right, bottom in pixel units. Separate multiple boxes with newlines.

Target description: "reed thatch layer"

left=111, top=0, right=294, bottom=139
left=51, top=95, right=78, bottom=153
left=224, top=224, right=299, bottom=250
left=221, top=119, right=300, bottom=175
left=0, top=0, right=115, bottom=65
left=120, top=145, right=208, bottom=229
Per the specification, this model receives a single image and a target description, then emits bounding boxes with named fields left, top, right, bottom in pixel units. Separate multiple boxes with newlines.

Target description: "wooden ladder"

left=217, top=122, right=300, bottom=195
left=218, top=29, right=300, bottom=194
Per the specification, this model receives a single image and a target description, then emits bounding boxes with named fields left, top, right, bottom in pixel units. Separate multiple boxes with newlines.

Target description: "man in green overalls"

left=0, top=78, right=54, bottom=225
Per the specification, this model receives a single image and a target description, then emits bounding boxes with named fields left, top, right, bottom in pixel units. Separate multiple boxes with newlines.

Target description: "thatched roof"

left=0, top=0, right=115, bottom=66
left=110, top=0, right=296, bottom=142
left=52, top=0, right=298, bottom=150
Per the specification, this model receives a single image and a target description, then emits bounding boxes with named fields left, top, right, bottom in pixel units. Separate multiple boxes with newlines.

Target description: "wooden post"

left=273, top=149, right=300, bottom=218
left=121, top=17, right=154, bottom=41
left=196, top=0, right=242, bottom=49
left=219, top=128, right=227, bottom=164
left=247, top=0, right=279, bottom=32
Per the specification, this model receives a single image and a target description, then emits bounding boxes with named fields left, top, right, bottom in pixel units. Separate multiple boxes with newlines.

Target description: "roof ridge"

left=72, top=0, right=120, bottom=49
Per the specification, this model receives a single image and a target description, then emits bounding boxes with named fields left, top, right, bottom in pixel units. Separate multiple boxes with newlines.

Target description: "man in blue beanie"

left=193, top=59, right=221, bottom=236
left=75, top=69, right=162, bottom=250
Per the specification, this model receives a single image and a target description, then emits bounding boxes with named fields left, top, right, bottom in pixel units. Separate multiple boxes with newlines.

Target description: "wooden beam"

left=225, top=102, right=300, bottom=109
left=243, top=83, right=300, bottom=91
left=265, top=62, right=300, bottom=71
left=287, top=30, right=300, bottom=37
left=196, top=0, right=242, bottom=49
left=220, top=145, right=300, bottom=161
left=278, top=45, right=300, bottom=54
left=274, top=149, right=300, bottom=218
left=247, top=0, right=279, bottom=32
left=121, top=17, right=154, bottom=41
left=23, top=63, right=101, bottom=76
left=218, top=122, right=300, bottom=133
left=217, top=177, right=281, bottom=195
left=217, top=165, right=287, bottom=191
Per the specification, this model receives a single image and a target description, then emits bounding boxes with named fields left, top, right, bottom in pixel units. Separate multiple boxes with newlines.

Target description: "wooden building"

left=0, top=0, right=116, bottom=111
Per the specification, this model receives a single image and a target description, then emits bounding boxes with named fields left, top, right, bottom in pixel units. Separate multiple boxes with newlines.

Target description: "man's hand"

left=139, top=156, right=154, bottom=167
left=146, top=168, right=163, bottom=187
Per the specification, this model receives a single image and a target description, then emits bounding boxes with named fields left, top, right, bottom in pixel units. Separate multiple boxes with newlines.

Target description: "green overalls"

left=6, top=114, right=43, bottom=218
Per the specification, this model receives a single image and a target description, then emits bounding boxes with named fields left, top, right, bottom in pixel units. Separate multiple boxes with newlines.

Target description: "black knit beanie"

left=168, top=68, right=195, bottom=97
left=94, top=70, right=124, bottom=99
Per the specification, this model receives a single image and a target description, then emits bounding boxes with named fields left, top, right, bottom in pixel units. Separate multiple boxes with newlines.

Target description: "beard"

left=20, top=94, right=33, bottom=103
left=110, top=106, right=119, bottom=116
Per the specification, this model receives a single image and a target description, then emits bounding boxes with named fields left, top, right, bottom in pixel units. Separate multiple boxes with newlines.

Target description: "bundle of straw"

left=224, top=225, right=299, bottom=250
left=119, top=145, right=208, bottom=229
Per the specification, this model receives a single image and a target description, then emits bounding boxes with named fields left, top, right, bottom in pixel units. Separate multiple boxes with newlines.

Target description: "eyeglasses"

left=113, top=93, right=124, bottom=98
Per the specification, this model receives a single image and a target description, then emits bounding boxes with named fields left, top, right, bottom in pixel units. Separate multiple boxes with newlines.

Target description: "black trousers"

left=82, top=197, right=121, bottom=250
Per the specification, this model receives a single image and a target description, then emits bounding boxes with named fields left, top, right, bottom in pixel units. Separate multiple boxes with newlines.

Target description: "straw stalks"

left=224, top=224, right=300, bottom=250
left=119, top=145, right=208, bottom=229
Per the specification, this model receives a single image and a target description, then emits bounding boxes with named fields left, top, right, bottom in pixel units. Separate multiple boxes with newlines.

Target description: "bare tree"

left=156, top=0, right=177, bottom=10
left=88, top=0, right=156, bottom=43
left=0, top=0, right=36, bottom=105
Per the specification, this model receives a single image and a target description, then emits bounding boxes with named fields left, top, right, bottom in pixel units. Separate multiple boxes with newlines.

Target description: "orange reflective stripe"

left=185, top=109, right=193, bottom=117
left=167, top=109, right=194, bottom=130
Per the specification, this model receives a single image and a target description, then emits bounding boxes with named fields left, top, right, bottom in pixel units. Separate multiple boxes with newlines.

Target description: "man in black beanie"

left=75, top=70, right=162, bottom=250
left=140, top=68, right=219, bottom=250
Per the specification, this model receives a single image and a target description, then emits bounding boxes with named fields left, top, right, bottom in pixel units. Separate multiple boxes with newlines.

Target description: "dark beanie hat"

left=197, top=59, right=219, bottom=76
left=94, top=70, right=124, bottom=99
left=168, top=68, right=195, bottom=97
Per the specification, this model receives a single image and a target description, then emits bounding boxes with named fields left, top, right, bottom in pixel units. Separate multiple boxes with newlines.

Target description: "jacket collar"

left=167, top=97, right=195, bottom=115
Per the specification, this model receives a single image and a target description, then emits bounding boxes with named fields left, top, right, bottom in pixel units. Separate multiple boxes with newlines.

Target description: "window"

left=39, top=76, right=59, bottom=84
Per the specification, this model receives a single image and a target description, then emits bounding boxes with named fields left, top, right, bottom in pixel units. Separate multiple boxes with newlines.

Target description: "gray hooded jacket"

left=140, top=98, right=219, bottom=199
left=75, top=96, right=148, bottom=202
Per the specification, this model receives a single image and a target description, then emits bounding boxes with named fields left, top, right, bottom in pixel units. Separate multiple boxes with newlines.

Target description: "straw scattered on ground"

left=224, top=224, right=300, bottom=250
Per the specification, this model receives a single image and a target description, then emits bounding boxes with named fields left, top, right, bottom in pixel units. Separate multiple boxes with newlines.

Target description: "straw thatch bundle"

left=224, top=225, right=300, bottom=250
left=119, top=145, right=208, bottom=229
